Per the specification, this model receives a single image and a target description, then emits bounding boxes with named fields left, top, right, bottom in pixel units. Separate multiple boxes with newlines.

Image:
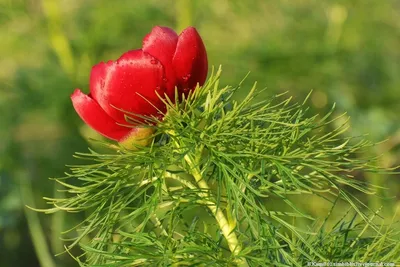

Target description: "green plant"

left=38, top=68, right=399, bottom=266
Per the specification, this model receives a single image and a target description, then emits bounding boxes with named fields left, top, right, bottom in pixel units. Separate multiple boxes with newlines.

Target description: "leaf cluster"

left=40, top=68, right=399, bottom=266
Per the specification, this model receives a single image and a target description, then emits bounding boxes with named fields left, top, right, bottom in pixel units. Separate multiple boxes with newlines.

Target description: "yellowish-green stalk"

left=168, top=130, right=248, bottom=266
left=20, top=178, right=56, bottom=267
left=41, top=0, right=74, bottom=76
left=175, top=0, right=193, bottom=32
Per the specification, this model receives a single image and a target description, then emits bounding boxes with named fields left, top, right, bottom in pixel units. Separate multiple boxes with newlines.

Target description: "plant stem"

left=20, top=178, right=56, bottom=267
left=183, top=153, right=242, bottom=252
left=168, top=131, right=248, bottom=265
left=51, top=183, right=64, bottom=255
left=41, top=0, right=74, bottom=76
left=175, top=0, right=192, bottom=32
left=184, top=154, right=248, bottom=266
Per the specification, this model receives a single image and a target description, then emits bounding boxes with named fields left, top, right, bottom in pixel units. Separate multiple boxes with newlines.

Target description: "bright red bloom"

left=71, top=26, right=208, bottom=143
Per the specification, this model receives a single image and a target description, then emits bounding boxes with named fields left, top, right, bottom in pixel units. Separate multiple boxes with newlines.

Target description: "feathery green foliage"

left=39, top=68, right=399, bottom=266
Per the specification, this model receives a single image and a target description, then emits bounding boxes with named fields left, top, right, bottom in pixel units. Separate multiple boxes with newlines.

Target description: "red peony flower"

left=71, top=26, right=208, bottom=148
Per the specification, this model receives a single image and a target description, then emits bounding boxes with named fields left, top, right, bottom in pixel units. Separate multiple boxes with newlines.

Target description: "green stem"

left=175, top=0, right=192, bottom=32
left=150, top=214, right=168, bottom=237
left=20, top=178, right=56, bottom=267
left=168, top=131, right=248, bottom=266
left=41, top=0, right=74, bottom=76
left=184, top=153, right=242, bottom=253
left=51, top=183, right=64, bottom=255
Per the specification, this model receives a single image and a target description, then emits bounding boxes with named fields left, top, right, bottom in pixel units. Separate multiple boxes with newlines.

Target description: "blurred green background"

left=1, top=0, right=399, bottom=266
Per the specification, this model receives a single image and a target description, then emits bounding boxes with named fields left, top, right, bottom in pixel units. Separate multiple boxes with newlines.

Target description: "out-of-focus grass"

left=0, top=0, right=399, bottom=266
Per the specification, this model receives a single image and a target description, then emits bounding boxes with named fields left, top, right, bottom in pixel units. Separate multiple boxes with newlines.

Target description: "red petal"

left=142, top=26, right=178, bottom=99
left=89, top=49, right=166, bottom=124
left=172, top=27, right=208, bottom=95
left=71, top=89, right=131, bottom=141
